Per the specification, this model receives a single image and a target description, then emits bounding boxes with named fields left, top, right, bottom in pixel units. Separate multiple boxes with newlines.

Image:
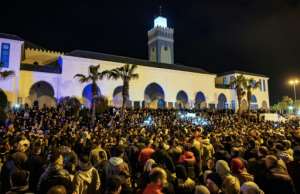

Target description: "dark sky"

left=2, top=0, right=300, bottom=104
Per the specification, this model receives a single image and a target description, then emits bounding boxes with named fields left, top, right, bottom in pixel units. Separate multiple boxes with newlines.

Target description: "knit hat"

left=231, top=158, right=244, bottom=174
left=206, top=173, right=223, bottom=189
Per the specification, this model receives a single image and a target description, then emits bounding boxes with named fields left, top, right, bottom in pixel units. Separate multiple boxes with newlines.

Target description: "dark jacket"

left=264, top=166, right=296, bottom=194
left=37, top=164, right=73, bottom=194
left=287, top=160, right=300, bottom=194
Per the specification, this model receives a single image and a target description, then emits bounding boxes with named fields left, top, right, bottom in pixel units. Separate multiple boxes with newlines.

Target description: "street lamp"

left=289, top=79, right=299, bottom=101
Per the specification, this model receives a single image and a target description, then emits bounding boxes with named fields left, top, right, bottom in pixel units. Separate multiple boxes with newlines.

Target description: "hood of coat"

left=109, top=157, right=124, bottom=166
left=78, top=168, right=96, bottom=184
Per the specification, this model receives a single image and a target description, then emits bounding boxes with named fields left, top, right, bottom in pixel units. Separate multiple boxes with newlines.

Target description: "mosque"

left=0, top=15, right=269, bottom=110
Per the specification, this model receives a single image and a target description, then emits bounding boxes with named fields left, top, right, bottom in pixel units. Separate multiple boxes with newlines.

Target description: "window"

left=1, top=43, right=10, bottom=67
left=152, top=47, right=155, bottom=52
left=263, top=80, right=266, bottom=91
left=164, top=46, right=168, bottom=51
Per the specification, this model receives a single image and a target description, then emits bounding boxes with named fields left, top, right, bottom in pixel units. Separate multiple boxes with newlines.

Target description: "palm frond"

left=74, top=74, right=90, bottom=83
left=0, top=70, right=14, bottom=79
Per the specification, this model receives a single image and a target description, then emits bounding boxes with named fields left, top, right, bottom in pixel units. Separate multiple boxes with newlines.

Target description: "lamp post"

left=289, top=79, right=299, bottom=101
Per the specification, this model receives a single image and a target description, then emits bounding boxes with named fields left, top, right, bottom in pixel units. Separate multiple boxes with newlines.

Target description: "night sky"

left=2, top=0, right=300, bottom=104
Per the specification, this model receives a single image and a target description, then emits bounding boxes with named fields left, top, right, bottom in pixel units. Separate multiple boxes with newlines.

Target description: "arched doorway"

left=29, top=81, right=55, bottom=98
left=250, top=95, right=258, bottom=110
left=82, top=84, right=101, bottom=107
left=262, top=100, right=268, bottom=110
left=144, top=82, right=165, bottom=109
left=217, top=93, right=227, bottom=110
left=195, top=91, right=206, bottom=109
left=176, top=90, right=188, bottom=109
left=29, top=81, right=56, bottom=107
left=0, top=89, right=8, bottom=109
left=113, top=86, right=123, bottom=108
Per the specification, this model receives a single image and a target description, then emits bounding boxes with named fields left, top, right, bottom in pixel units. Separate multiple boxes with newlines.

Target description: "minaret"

left=148, top=10, right=174, bottom=64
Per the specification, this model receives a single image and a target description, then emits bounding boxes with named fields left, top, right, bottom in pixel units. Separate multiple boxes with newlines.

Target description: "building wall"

left=216, top=73, right=270, bottom=108
left=0, top=38, right=24, bottom=104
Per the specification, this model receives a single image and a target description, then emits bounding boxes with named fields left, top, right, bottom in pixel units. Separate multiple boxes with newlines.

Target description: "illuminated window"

left=1, top=43, right=10, bottom=68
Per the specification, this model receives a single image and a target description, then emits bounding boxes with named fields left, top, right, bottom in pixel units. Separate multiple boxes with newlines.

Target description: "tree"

left=272, top=96, right=293, bottom=113
left=74, top=65, right=108, bottom=124
left=108, top=64, right=139, bottom=113
left=244, top=78, right=261, bottom=112
left=229, top=74, right=247, bottom=113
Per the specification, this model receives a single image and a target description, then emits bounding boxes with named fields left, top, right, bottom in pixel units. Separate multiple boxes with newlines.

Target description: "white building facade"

left=0, top=16, right=270, bottom=110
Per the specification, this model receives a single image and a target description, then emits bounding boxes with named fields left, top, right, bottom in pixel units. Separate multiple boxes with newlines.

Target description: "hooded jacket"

left=73, top=167, right=100, bottom=194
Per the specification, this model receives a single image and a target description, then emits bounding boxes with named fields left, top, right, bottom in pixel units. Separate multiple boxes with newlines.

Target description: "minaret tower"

left=148, top=8, right=174, bottom=64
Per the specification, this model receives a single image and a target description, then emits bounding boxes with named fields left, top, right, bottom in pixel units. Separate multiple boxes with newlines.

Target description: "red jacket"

left=143, top=183, right=164, bottom=194
left=178, top=151, right=196, bottom=165
left=138, top=147, right=155, bottom=165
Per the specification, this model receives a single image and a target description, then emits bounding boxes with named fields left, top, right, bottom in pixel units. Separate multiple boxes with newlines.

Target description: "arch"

left=195, top=91, right=206, bottom=109
left=262, top=100, right=268, bottom=110
left=112, top=86, right=123, bottom=108
left=29, top=81, right=55, bottom=98
left=29, top=81, right=56, bottom=108
left=217, top=93, right=227, bottom=110
left=0, top=89, right=8, bottom=109
left=176, top=90, right=188, bottom=109
left=82, top=83, right=101, bottom=107
left=250, top=95, right=258, bottom=110
left=144, top=82, right=165, bottom=109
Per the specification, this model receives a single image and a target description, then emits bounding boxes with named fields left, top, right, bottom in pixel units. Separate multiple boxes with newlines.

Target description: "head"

left=105, top=176, right=122, bottom=194
left=195, top=185, right=211, bottom=194
left=176, top=165, right=188, bottom=180
left=10, top=169, right=29, bottom=188
left=216, top=160, right=231, bottom=179
left=264, top=155, right=278, bottom=169
left=149, top=167, right=168, bottom=187
left=230, top=158, right=245, bottom=174
left=241, top=182, right=264, bottom=194
left=222, top=175, right=240, bottom=194
left=46, top=185, right=67, bottom=194
left=49, top=150, right=64, bottom=166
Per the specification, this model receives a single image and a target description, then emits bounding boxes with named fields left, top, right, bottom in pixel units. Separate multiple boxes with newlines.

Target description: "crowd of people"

left=0, top=103, right=300, bottom=194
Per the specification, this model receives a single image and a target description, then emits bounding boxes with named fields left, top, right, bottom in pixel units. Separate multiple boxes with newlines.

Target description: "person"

left=215, top=160, right=231, bottom=180
left=287, top=146, right=300, bottom=194
left=37, top=150, right=74, bottom=194
left=104, top=176, right=122, bottom=194
left=73, top=153, right=101, bottom=194
left=103, top=146, right=131, bottom=192
left=6, top=169, right=32, bottom=194
left=174, top=165, right=195, bottom=194
left=138, top=140, right=155, bottom=166
left=89, top=141, right=107, bottom=167
left=230, top=157, right=254, bottom=184
left=222, top=175, right=240, bottom=194
left=263, top=155, right=296, bottom=194
left=143, top=167, right=168, bottom=194
left=240, top=182, right=264, bottom=194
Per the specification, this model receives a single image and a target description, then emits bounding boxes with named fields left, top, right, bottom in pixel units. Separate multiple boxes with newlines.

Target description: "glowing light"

left=143, top=116, right=153, bottom=126
left=13, top=103, right=20, bottom=109
left=154, top=16, right=167, bottom=28
left=288, top=106, right=294, bottom=110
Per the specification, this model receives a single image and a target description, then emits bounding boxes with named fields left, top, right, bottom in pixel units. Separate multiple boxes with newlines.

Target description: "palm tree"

left=229, top=74, right=247, bottom=113
left=74, top=65, right=108, bottom=124
left=108, top=64, right=139, bottom=113
left=244, top=78, right=261, bottom=112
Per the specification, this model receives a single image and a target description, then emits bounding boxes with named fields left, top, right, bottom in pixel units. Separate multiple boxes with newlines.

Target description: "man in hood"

left=73, top=153, right=100, bottom=194
left=103, top=146, right=131, bottom=192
